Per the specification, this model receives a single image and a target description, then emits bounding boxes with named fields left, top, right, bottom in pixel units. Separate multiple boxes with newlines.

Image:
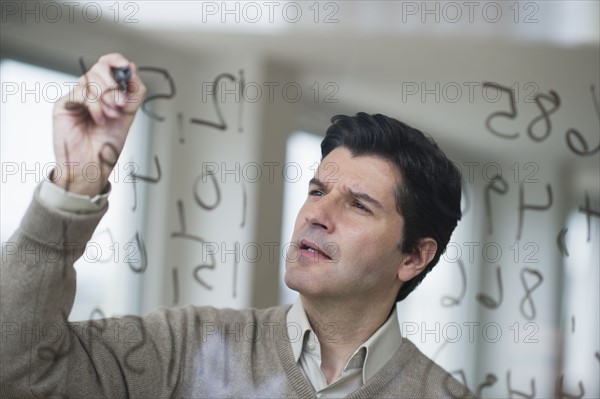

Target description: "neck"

left=300, top=295, right=395, bottom=385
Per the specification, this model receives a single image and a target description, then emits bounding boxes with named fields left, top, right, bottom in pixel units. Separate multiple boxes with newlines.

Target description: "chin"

left=283, top=268, right=298, bottom=292
left=283, top=267, right=312, bottom=294
left=284, top=270, right=330, bottom=299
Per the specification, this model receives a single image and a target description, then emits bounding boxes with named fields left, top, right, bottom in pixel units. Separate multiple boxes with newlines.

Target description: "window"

left=560, top=210, right=599, bottom=394
left=1, top=59, right=148, bottom=321
left=279, top=130, right=323, bottom=305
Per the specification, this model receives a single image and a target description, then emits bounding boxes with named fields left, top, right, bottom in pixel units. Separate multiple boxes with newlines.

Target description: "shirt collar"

left=287, top=297, right=313, bottom=362
left=286, top=297, right=403, bottom=383
left=360, top=304, right=402, bottom=382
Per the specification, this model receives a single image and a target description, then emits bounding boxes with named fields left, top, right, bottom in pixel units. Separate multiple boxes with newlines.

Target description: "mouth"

left=298, top=239, right=333, bottom=261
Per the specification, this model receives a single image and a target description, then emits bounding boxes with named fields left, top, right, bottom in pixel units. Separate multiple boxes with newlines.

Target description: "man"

left=1, top=54, right=476, bottom=398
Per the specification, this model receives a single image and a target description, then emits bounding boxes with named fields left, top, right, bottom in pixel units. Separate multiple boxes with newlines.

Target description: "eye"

left=353, top=201, right=371, bottom=213
left=309, top=189, right=324, bottom=197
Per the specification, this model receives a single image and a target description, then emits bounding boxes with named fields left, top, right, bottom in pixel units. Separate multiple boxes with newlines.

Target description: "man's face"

left=285, top=147, right=407, bottom=304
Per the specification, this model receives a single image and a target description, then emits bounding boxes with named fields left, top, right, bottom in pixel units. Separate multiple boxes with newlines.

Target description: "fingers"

left=97, top=53, right=147, bottom=114
left=58, top=53, right=146, bottom=125
left=124, top=61, right=147, bottom=112
left=83, top=67, right=110, bottom=126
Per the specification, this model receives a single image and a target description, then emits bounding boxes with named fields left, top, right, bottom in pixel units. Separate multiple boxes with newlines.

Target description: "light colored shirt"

left=39, top=179, right=109, bottom=212
left=286, top=298, right=403, bottom=398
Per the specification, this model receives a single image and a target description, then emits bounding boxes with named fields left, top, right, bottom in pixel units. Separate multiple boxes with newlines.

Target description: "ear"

left=397, top=238, right=438, bottom=282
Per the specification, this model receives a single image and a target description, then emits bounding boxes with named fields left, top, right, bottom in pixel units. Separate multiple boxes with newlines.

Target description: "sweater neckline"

left=272, top=305, right=415, bottom=399
left=273, top=305, right=317, bottom=398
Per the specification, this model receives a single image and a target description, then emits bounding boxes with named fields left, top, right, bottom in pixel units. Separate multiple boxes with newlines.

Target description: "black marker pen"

left=111, top=66, right=132, bottom=92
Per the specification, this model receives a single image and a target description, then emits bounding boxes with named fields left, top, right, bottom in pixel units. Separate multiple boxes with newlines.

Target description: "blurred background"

left=1, top=1, right=599, bottom=397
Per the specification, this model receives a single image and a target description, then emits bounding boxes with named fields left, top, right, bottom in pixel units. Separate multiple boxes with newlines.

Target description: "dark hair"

left=321, top=112, right=462, bottom=301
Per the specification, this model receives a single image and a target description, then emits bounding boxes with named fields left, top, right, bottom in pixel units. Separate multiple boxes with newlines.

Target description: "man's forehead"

left=314, top=149, right=400, bottom=199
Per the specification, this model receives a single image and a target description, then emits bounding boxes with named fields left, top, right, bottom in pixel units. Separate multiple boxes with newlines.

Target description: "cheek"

left=337, top=226, right=376, bottom=259
left=351, top=223, right=401, bottom=257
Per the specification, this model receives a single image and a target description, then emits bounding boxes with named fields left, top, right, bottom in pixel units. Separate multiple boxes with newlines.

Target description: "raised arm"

left=0, top=53, right=159, bottom=397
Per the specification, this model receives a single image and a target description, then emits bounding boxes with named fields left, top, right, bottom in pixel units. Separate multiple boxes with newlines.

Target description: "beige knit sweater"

left=1, top=187, right=477, bottom=398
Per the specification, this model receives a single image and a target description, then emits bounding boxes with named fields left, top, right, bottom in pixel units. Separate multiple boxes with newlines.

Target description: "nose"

left=303, top=194, right=335, bottom=233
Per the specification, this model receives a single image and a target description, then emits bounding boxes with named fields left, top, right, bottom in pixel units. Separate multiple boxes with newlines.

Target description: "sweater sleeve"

left=0, top=185, right=187, bottom=398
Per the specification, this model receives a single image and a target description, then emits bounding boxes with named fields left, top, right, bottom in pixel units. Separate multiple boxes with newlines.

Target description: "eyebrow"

left=309, top=177, right=384, bottom=210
